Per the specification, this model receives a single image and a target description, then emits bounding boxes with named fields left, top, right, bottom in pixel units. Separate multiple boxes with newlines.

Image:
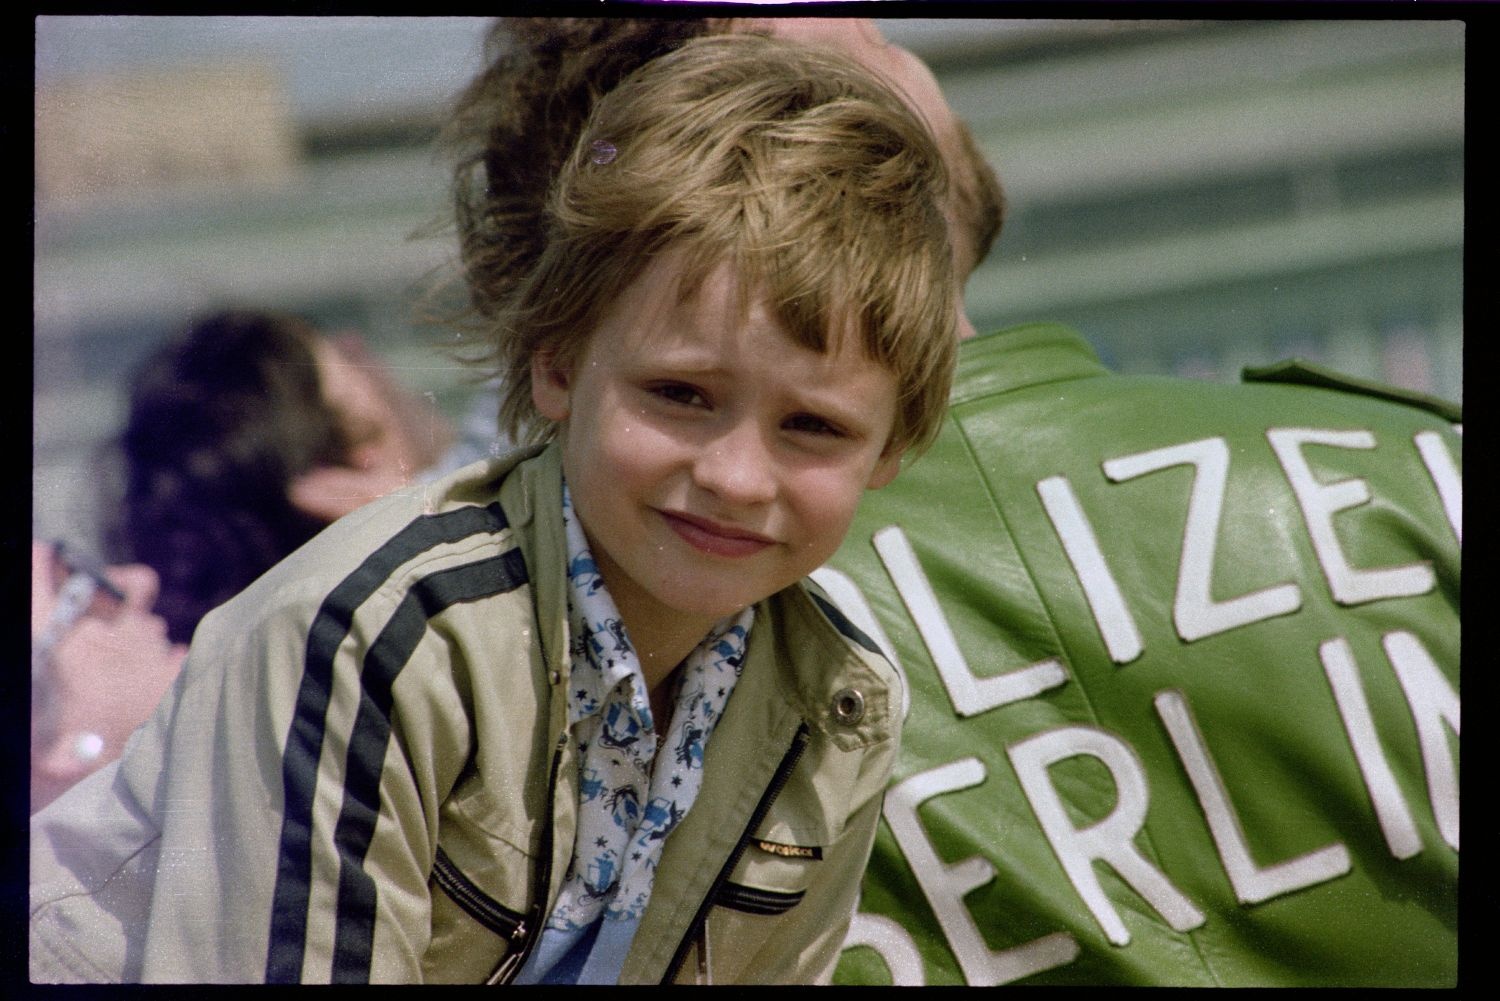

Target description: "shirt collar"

left=561, top=482, right=649, bottom=729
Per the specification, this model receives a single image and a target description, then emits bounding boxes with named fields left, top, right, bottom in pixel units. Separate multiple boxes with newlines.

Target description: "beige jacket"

left=30, top=444, right=901, bottom=984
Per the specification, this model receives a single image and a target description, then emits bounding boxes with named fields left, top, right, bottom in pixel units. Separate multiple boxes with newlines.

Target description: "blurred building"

left=33, top=17, right=1463, bottom=551
left=949, top=19, right=1463, bottom=397
left=36, top=62, right=301, bottom=205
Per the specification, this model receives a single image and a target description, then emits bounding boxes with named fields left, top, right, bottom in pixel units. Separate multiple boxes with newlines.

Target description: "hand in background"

left=31, top=541, right=187, bottom=813
left=288, top=333, right=458, bottom=522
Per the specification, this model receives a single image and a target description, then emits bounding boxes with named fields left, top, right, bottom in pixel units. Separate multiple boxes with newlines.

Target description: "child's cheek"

left=787, top=467, right=869, bottom=559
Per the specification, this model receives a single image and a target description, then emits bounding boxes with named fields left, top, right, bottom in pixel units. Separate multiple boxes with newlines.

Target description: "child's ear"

left=866, top=448, right=903, bottom=490
left=531, top=349, right=573, bottom=422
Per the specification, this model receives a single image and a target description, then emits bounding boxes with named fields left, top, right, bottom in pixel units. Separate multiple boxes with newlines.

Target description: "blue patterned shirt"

left=513, top=483, right=752, bottom=984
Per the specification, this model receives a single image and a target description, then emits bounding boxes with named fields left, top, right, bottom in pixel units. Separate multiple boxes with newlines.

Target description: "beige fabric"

left=30, top=443, right=900, bottom=984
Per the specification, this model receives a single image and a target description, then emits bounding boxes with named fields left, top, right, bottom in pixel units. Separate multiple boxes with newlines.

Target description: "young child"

left=30, top=34, right=956, bottom=984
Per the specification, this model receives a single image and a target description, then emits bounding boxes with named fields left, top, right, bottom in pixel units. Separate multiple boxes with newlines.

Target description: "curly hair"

left=110, top=310, right=350, bottom=643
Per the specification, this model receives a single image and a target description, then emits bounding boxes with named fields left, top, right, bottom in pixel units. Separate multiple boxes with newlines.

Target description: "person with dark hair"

left=29, top=313, right=453, bottom=813
left=112, top=309, right=451, bottom=643
left=440, top=17, right=1459, bottom=988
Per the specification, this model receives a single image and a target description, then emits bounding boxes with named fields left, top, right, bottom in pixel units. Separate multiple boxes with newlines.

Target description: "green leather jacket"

left=824, top=323, right=1459, bottom=986
left=31, top=444, right=902, bottom=984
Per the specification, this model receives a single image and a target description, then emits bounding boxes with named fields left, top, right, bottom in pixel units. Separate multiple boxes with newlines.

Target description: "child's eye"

left=649, top=382, right=709, bottom=408
left=784, top=413, right=845, bottom=438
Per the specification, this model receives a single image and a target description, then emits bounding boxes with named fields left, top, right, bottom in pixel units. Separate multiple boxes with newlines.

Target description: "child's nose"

left=693, top=422, right=777, bottom=507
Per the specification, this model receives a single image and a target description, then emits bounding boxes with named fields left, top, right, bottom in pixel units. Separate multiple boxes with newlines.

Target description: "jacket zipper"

left=695, top=923, right=711, bottom=984
left=661, top=721, right=812, bottom=984
left=432, top=847, right=527, bottom=941
left=713, top=882, right=806, bottom=916
left=486, top=732, right=569, bottom=985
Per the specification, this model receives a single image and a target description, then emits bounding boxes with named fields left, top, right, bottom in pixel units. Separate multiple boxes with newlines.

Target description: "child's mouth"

left=659, top=510, right=775, bottom=558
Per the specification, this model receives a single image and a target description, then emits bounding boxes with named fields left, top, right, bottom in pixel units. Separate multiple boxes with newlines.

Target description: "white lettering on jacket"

left=883, top=758, right=1080, bottom=984
left=1267, top=428, right=1435, bottom=604
left=1320, top=637, right=1423, bottom=859
left=1414, top=431, right=1462, bottom=544
left=1008, top=727, right=1205, bottom=945
left=1036, top=476, right=1143, bottom=664
left=836, top=622, right=1461, bottom=974
left=1103, top=437, right=1302, bottom=642
left=831, top=418, right=1458, bottom=977
left=842, top=911, right=925, bottom=985
left=1384, top=631, right=1460, bottom=850
left=1154, top=689, right=1351, bottom=903
left=872, top=526, right=1067, bottom=717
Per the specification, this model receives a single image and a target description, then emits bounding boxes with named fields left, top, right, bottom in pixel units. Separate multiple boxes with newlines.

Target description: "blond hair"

left=493, top=33, right=956, bottom=455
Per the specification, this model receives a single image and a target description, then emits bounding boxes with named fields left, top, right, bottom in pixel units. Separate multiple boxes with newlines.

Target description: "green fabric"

left=829, top=323, right=1459, bottom=986
left=1242, top=357, right=1463, bottom=423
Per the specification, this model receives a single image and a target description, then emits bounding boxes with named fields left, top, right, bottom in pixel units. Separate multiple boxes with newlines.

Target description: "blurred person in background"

left=107, top=309, right=454, bottom=644
left=442, top=16, right=1459, bottom=987
left=30, top=540, right=186, bottom=813
left=31, top=309, right=455, bottom=807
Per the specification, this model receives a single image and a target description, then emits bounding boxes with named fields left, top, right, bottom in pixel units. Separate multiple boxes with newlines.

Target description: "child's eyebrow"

left=770, top=377, right=893, bottom=431
left=642, top=354, right=725, bottom=374
left=638, top=355, right=879, bottom=423
left=626, top=339, right=731, bottom=374
left=785, top=395, right=876, bottom=430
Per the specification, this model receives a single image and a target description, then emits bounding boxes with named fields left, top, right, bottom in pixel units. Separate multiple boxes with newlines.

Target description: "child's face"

left=534, top=252, right=902, bottom=646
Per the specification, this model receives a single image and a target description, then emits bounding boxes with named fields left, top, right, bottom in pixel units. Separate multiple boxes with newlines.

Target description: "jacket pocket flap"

left=719, top=835, right=825, bottom=912
left=714, top=881, right=806, bottom=916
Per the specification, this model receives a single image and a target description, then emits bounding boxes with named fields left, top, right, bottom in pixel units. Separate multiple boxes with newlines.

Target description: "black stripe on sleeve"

left=328, top=549, right=528, bottom=983
left=808, top=590, right=882, bottom=656
left=265, top=501, right=513, bottom=983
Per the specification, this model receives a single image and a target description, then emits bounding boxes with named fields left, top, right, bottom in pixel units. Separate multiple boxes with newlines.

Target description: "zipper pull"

left=485, top=920, right=529, bottom=985
left=696, top=923, right=711, bottom=985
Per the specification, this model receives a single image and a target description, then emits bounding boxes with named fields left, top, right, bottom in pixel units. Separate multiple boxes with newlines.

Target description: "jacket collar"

left=951, top=322, right=1109, bottom=406
left=497, top=442, right=571, bottom=701
left=498, top=441, right=894, bottom=753
left=754, top=582, right=897, bottom=752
